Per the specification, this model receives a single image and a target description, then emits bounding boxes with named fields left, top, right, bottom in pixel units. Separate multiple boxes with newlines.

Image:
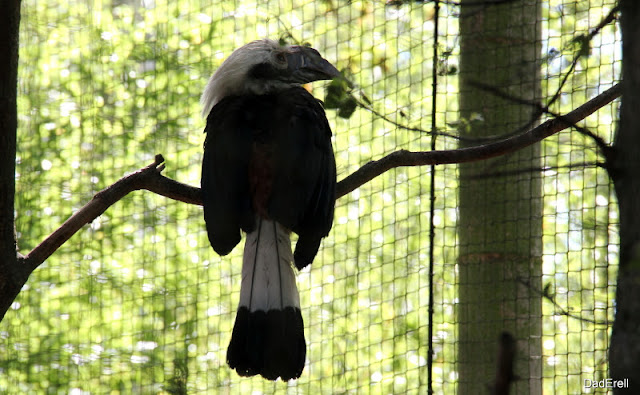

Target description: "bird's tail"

left=226, top=217, right=306, bottom=381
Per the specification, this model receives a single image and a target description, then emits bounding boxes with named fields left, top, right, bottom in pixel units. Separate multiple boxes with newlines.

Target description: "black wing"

left=266, top=88, right=336, bottom=269
left=201, top=98, right=255, bottom=256
left=201, top=87, right=336, bottom=268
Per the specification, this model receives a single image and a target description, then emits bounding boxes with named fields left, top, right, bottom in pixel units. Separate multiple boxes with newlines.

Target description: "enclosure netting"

left=4, top=0, right=619, bottom=393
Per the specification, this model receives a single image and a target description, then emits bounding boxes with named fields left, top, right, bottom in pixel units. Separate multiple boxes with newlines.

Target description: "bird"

left=200, top=39, right=339, bottom=381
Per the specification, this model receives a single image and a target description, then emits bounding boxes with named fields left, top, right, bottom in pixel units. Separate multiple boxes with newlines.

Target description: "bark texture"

left=0, top=0, right=25, bottom=321
left=458, top=1, right=543, bottom=393
left=609, top=1, right=640, bottom=392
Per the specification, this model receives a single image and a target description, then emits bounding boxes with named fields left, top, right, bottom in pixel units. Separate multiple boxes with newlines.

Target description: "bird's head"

left=201, top=39, right=340, bottom=117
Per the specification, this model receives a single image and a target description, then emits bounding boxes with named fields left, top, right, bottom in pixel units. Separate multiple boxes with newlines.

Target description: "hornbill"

left=200, top=39, right=339, bottom=381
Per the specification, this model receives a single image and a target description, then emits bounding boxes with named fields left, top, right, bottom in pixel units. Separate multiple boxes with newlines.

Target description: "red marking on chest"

left=248, top=141, right=273, bottom=219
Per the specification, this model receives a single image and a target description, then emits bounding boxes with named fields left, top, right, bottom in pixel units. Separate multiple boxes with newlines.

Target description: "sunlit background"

left=4, top=0, right=619, bottom=393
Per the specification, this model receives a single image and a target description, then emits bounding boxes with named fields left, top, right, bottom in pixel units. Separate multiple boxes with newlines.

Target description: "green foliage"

left=324, top=76, right=358, bottom=119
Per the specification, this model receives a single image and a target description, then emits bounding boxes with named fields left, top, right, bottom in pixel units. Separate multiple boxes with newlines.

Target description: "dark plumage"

left=202, top=87, right=336, bottom=267
left=200, top=39, right=338, bottom=380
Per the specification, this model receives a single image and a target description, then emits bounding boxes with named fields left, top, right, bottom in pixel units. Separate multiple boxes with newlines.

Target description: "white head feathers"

left=200, top=39, right=339, bottom=118
left=200, top=40, right=279, bottom=117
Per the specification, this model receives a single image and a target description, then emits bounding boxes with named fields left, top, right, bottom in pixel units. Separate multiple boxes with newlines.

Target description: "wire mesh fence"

left=4, top=0, right=620, bottom=393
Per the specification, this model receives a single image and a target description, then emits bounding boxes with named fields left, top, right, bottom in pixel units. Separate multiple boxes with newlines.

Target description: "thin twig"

left=336, top=83, right=621, bottom=197
left=374, top=4, right=620, bottom=149
left=517, top=277, right=611, bottom=326
left=469, top=80, right=613, bottom=154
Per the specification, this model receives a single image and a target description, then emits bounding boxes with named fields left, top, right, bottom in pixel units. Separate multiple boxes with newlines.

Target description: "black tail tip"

left=227, top=306, right=306, bottom=381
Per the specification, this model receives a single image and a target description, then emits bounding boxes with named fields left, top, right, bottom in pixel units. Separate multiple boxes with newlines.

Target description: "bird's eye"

left=275, top=52, right=287, bottom=65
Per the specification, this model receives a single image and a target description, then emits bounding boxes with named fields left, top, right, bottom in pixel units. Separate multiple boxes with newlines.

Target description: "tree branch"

left=21, top=154, right=200, bottom=272
left=336, top=83, right=621, bottom=198
left=19, top=82, right=621, bottom=273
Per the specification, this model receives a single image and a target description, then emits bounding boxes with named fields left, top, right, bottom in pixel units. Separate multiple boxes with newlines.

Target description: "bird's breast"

left=248, top=138, right=274, bottom=219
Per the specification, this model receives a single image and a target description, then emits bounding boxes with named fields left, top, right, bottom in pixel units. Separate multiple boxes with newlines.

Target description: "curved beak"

left=286, top=46, right=340, bottom=83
